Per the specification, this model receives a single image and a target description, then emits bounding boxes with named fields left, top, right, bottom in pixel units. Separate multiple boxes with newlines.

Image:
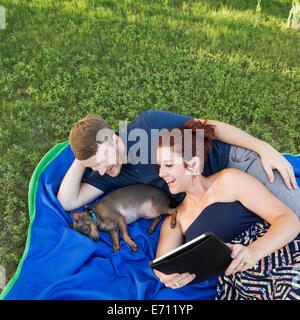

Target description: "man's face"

left=79, top=136, right=123, bottom=177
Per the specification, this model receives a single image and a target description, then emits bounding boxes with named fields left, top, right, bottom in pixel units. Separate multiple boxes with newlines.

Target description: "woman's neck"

left=184, top=175, right=212, bottom=203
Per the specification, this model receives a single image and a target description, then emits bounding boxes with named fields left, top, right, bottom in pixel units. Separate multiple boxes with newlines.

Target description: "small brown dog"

left=71, top=184, right=178, bottom=252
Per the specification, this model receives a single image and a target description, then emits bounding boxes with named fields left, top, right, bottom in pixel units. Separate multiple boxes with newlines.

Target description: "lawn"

left=0, top=0, right=299, bottom=290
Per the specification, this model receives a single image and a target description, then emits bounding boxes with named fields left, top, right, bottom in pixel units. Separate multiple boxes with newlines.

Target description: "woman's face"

left=156, top=146, right=192, bottom=194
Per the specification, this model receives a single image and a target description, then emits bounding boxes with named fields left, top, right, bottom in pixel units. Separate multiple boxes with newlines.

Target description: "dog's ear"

left=82, top=209, right=89, bottom=217
left=71, top=211, right=83, bottom=221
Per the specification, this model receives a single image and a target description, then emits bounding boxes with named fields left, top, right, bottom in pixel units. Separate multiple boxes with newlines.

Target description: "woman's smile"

left=165, top=178, right=176, bottom=188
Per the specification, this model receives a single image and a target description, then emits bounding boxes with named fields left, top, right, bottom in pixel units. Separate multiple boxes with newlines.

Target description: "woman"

left=154, top=119, right=300, bottom=299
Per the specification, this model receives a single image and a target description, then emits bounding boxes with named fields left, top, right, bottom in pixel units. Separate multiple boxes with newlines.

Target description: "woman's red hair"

left=158, top=119, right=215, bottom=163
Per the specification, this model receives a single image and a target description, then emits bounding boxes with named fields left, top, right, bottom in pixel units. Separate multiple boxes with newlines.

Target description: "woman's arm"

left=155, top=216, right=184, bottom=258
left=154, top=216, right=196, bottom=288
left=196, top=118, right=298, bottom=190
left=218, top=168, right=300, bottom=275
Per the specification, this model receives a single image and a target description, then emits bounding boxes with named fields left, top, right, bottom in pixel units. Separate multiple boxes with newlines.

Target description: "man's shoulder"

left=130, top=109, right=193, bottom=130
left=134, top=109, right=174, bottom=124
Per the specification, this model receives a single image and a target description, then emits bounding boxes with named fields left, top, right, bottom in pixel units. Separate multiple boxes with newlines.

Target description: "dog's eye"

left=81, top=225, right=91, bottom=234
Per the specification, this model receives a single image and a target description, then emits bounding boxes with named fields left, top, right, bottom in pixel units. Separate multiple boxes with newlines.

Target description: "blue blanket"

left=1, top=143, right=299, bottom=300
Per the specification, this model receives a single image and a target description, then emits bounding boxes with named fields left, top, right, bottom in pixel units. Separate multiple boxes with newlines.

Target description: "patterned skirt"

left=216, top=222, right=300, bottom=300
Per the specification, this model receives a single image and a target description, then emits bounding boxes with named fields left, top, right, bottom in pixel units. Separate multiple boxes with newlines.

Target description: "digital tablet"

left=149, top=232, right=232, bottom=284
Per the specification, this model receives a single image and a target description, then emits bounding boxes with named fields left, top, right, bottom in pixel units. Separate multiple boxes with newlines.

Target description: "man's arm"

left=57, top=159, right=104, bottom=211
left=196, top=118, right=297, bottom=190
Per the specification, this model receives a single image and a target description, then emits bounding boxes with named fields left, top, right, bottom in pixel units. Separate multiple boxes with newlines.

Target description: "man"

left=57, top=110, right=299, bottom=217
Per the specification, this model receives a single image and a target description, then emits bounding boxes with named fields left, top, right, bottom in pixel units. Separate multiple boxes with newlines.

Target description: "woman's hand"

left=258, top=143, right=297, bottom=190
left=224, top=244, right=261, bottom=276
left=154, top=269, right=196, bottom=289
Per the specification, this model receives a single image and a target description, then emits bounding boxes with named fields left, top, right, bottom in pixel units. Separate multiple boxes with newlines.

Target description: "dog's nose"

left=93, top=236, right=100, bottom=242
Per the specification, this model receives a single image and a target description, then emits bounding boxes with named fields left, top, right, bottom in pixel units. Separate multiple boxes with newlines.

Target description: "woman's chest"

left=177, top=200, right=215, bottom=235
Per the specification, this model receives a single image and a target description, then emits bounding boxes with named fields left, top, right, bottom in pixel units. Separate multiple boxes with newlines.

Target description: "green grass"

left=0, top=0, right=299, bottom=291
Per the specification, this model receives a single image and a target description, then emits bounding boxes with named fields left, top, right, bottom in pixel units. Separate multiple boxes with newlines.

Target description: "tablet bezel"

left=151, top=232, right=214, bottom=265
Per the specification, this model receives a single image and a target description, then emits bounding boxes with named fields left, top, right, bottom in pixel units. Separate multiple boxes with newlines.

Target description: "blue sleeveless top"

left=185, top=201, right=264, bottom=243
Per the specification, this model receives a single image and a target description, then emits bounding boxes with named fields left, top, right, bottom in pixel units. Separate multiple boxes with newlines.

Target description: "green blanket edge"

left=0, top=140, right=70, bottom=300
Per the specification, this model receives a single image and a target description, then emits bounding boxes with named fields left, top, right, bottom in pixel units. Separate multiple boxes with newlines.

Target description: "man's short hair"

left=69, top=115, right=112, bottom=160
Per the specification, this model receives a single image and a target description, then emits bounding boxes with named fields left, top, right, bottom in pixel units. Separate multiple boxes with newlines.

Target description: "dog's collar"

left=84, top=205, right=99, bottom=228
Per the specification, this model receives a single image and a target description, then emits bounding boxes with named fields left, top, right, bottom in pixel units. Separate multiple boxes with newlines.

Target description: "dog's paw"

left=113, top=245, right=120, bottom=252
left=130, top=242, right=138, bottom=252
left=148, top=226, right=155, bottom=234
left=170, top=220, right=177, bottom=228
